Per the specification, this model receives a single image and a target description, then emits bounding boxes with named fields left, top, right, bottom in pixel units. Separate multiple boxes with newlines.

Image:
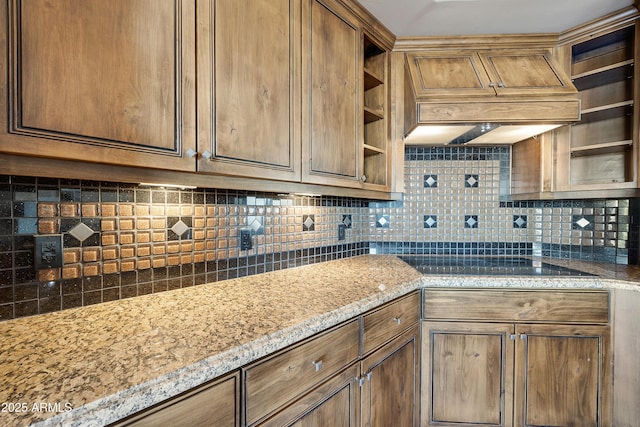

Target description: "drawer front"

left=423, top=289, right=609, bottom=324
left=244, top=319, right=360, bottom=425
left=363, top=292, right=420, bottom=354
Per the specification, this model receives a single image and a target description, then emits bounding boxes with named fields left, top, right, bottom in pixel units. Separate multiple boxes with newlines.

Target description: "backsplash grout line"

left=0, top=146, right=634, bottom=320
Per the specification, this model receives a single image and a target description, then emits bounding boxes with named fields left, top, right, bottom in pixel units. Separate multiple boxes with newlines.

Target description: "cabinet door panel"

left=405, top=51, right=495, bottom=98
left=479, top=50, right=576, bottom=96
left=362, top=325, right=419, bottom=427
left=515, top=324, right=611, bottom=427
left=197, top=0, right=300, bottom=181
left=421, top=322, right=514, bottom=427
left=302, top=0, right=360, bottom=187
left=4, top=0, right=194, bottom=170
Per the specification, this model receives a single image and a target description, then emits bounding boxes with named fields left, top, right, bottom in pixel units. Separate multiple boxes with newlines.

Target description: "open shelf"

left=364, top=143, right=385, bottom=157
left=364, top=68, right=383, bottom=90
left=572, top=61, right=634, bottom=91
left=362, top=34, right=388, bottom=188
left=570, top=140, right=633, bottom=157
left=364, top=106, right=384, bottom=123
left=564, top=22, right=637, bottom=189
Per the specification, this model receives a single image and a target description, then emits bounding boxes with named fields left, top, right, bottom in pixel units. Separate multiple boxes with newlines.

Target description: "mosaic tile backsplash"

left=0, top=146, right=634, bottom=319
left=370, top=146, right=630, bottom=264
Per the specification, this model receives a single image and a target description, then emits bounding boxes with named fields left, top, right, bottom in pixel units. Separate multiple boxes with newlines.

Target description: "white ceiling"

left=358, top=0, right=635, bottom=37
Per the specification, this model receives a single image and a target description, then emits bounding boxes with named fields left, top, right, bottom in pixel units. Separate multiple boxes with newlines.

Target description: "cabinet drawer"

left=423, top=289, right=609, bottom=324
left=244, top=319, right=360, bottom=425
left=112, top=372, right=239, bottom=427
left=363, top=292, right=420, bottom=354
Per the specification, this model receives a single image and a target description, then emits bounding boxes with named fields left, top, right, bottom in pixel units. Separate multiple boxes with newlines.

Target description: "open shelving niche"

left=362, top=34, right=388, bottom=188
left=568, top=25, right=637, bottom=187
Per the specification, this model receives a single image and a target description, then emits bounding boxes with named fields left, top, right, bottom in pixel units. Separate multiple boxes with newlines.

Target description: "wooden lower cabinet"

left=256, top=364, right=361, bottom=427
left=111, top=371, right=240, bottom=427
left=361, top=325, right=420, bottom=427
left=422, top=321, right=611, bottom=427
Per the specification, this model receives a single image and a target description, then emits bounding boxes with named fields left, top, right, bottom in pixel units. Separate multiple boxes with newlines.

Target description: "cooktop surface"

left=399, top=256, right=594, bottom=277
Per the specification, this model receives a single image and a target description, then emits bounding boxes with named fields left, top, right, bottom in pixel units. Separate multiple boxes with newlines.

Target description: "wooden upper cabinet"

left=478, top=50, right=577, bottom=97
left=1, top=0, right=195, bottom=171
left=301, top=0, right=362, bottom=188
left=406, top=51, right=496, bottom=98
left=406, top=49, right=576, bottom=99
left=196, top=0, right=301, bottom=181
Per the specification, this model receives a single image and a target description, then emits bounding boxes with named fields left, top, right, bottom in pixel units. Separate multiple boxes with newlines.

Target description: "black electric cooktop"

left=399, top=256, right=594, bottom=277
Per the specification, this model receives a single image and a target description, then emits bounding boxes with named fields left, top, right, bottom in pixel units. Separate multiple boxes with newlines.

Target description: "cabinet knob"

left=489, top=82, right=495, bottom=88
left=498, top=82, right=505, bottom=88
left=201, top=150, right=213, bottom=160
left=185, top=148, right=197, bottom=158
left=361, top=175, right=367, bottom=182
left=392, top=317, right=402, bottom=325
left=311, top=360, right=323, bottom=372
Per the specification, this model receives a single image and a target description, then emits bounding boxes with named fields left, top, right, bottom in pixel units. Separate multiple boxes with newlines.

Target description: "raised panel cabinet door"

left=1, top=0, right=195, bottom=171
left=361, top=325, right=419, bottom=427
left=405, top=51, right=496, bottom=98
left=421, top=322, right=515, bottom=427
left=113, top=372, right=240, bottom=427
left=196, top=0, right=301, bottom=181
left=478, top=50, right=577, bottom=97
left=514, top=324, right=611, bottom=427
left=301, top=0, right=361, bottom=188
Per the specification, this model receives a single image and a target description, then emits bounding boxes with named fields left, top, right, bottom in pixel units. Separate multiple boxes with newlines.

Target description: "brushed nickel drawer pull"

left=311, top=360, right=323, bottom=372
left=393, top=317, right=402, bottom=325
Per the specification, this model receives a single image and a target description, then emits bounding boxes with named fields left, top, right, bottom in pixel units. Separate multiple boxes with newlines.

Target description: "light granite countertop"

left=1, top=255, right=639, bottom=427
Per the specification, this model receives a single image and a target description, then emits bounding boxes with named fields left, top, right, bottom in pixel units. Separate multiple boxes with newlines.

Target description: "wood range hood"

left=402, top=48, right=581, bottom=145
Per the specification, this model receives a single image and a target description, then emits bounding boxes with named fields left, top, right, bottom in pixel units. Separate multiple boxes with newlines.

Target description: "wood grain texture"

left=362, top=291, right=419, bottom=355
left=479, top=50, right=576, bottom=96
left=421, top=322, right=514, bottom=427
left=258, top=364, right=360, bottom=427
left=194, top=0, right=301, bottom=182
left=113, top=372, right=240, bottom=427
left=243, top=319, right=360, bottom=425
left=423, top=289, right=609, bottom=324
left=3, top=0, right=195, bottom=171
left=514, top=324, right=611, bottom=427
left=611, top=289, right=640, bottom=426
left=301, top=0, right=360, bottom=187
left=406, top=51, right=495, bottom=98
left=361, top=325, right=419, bottom=427
left=417, top=100, right=581, bottom=123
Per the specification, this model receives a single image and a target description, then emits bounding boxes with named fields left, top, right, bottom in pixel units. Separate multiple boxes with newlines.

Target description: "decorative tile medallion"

left=465, top=174, right=479, bottom=188
left=464, top=215, right=478, bottom=229
left=423, top=215, right=437, bottom=229
left=302, top=214, right=315, bottom=231
left=513, top=215, right=528, bottom=229
left=376, top=214, right=390, bottom=228
left=423, top=174, right=438, bottom=188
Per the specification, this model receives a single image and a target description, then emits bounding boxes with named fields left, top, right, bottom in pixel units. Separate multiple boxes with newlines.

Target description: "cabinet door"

left=196, top=0, right=301, bottom=181
left=405, top=51, right=496, bottom=98
left=256, top=364, right=360, bottom=427
left=1, top=0, right=195, bottom=171
left=514, top=324, right=611, bottom=427
left=421, top=322, right=515, bottom=427
left=361, top=325, right=419, bottom=427
left=112, top=372, right=240, bottom=427
left=478, top=50, right=577, bottom=97
left=301, top=0, right=361, bottom=188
